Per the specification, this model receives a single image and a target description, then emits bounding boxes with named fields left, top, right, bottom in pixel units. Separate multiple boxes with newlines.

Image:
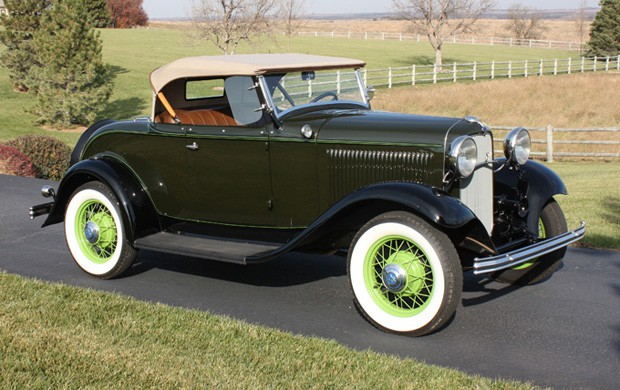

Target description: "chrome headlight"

left=449, top=136, right=478, bottom=178
left=504, top=128, right=531, bottom=165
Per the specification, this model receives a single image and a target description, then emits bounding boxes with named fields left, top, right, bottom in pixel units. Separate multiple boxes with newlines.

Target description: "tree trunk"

left=435, top=46, right=443, bottom=70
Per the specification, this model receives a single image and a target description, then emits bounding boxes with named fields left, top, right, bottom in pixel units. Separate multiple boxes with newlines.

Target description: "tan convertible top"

left=149, top=53, right=366, bottom=93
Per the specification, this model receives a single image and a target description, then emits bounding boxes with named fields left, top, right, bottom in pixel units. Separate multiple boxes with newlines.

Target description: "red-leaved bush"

left=0, top=144, right=37, bottom=177
left=108, top=0, right=148, bottom=28
left=7, top=135, right=71, bottom=181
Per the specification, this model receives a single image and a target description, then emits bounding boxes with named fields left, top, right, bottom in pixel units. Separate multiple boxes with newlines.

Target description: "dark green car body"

left=31, top=54, right=585, bottom=335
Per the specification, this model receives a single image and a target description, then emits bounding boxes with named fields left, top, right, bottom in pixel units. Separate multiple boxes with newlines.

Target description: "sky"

left=143, top=0, right=600, bottom=20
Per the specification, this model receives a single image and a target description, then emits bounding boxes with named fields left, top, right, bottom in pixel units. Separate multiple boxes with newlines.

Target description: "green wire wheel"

left=348, top=211, right=462, bottom=336
left=65, top=181, right=137, bottom=279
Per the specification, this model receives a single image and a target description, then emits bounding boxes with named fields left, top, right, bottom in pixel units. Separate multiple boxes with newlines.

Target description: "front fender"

left=494, top=158, right=567, bottom=234
left=42, top=157, right=159, bottom=242
left=247, top=182, right=483, bottom=262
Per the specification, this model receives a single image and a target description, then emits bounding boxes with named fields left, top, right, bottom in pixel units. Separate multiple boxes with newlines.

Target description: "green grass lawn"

left=0, top=272, right=534, bottom=389
left=0, top=28, right=575, bottom=145
left=546, top=162, right=620, bottom=250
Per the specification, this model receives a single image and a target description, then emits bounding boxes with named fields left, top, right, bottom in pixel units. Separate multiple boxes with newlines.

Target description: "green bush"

left=7, top=135, right=71, bottom=181
left=0, top=144, right=37, bottom=177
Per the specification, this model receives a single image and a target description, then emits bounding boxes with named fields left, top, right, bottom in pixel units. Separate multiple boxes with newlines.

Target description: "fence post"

left=331, top=31, right=334, bottom=38
left=490, top=37, right=494, bottom=46
left=315, top=31, right=318, bottom=37
left=364, top=32, right=368, bottom=40
left=554, top=59, right=558, bottom=75
left=433, top=64, right=437, bottom=84
left=524, top=60, right=528, bottom=77
left=605, top=56, right=610, bottom=71
left=411, top=65, right=416, bottom=86
left=399, top=33, right=402, bottom=41
left=546, top=125, right=554, bottom=163
left=473, top=62, right=477, bottom=81
left=491, top=61, right=495, bottom=79
left=509, top=38, right=513, bottom=47
left=538, top=59, right=543, bottom=76
left=593, top=56, right=597, bottom=72
left=529, top=39, right=532, bottom=47
left=508, top=61, right=512, bottom=79
left=348, top=31, right=351, bottom=39
left=453, top=62, right=457, bottom=83
left=388, top=67, right=392, bottom=89
left=336, top=71, right=341, bottom=94
left=382, top=33, right=385, bottom=40
left=567, top=57, right=572, bottom=74
left=416, top=34, right=420, bottom=42
left=617, top=55, right=620, bottom=70
left=581, top=56, right=585, bottom=73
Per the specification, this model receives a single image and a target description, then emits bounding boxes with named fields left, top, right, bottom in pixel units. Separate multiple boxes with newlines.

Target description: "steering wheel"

left=310, top=91, right=338, bottom=103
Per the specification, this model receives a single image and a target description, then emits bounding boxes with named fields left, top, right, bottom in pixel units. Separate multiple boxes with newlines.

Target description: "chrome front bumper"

left=473, top=222, right=586, bottom=275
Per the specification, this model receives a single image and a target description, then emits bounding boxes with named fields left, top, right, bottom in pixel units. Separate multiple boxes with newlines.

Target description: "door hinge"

left=267, top=199, right=273, bottom=210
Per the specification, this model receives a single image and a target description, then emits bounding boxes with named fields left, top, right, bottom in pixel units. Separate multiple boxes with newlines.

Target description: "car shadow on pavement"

left=125, top=249, right=347, bottom=287
left=613, top=261, right=620, bottom=356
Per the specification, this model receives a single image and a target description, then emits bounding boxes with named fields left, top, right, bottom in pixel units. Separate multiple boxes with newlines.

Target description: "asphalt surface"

left=1, top=174, right=619, bottom=389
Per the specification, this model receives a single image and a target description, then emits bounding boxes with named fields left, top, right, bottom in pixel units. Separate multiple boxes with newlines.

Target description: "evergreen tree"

left=28, top=0, right=113, bottom=127
left=0, top=0, right=52, bottom=92
left=588, top=0, right=620, bottom=57
left=84, top=0, right=111, bottom=28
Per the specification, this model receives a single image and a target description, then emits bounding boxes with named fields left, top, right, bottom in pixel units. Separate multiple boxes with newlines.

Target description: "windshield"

left=262, top=69, right=368, bottom=117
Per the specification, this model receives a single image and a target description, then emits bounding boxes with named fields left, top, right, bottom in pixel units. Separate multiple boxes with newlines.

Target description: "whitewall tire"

left=347, top=211, right=462, bottom=336
left=64, top=181, right=136, bottom=279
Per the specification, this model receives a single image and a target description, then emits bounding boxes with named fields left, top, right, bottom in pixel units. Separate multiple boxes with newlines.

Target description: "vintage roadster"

left=31, top=54, right=585, bottom=335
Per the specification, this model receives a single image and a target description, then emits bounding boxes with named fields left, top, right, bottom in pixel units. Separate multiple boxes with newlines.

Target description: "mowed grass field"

left=0, top=272, right=534, bottom=389
left=0, top=27, right=576, bottom=143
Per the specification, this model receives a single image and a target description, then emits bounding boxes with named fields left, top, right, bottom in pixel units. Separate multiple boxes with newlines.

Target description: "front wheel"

left=492, top=199, right=567, bottom=285
left=64, top=181, right=137, bottom=279
left=347, top=211, right=462, bottom=336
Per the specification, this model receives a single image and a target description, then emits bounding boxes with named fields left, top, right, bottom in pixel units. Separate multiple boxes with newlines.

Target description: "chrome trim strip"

left=473, top=221, right=586, bottom=275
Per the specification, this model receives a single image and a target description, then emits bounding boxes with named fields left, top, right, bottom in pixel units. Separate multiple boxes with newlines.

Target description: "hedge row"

left=0, top=135, right=71, bottom=181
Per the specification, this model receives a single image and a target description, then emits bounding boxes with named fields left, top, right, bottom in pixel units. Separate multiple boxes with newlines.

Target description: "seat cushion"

left=156, top=107, right=238, bottom=126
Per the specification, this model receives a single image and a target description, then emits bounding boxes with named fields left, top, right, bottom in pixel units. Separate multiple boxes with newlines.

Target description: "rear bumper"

left=473, top=222, right=586, bottom=275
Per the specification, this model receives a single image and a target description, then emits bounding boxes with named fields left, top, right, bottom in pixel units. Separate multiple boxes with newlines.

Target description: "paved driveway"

left=1, top=174, right=619, bottom=389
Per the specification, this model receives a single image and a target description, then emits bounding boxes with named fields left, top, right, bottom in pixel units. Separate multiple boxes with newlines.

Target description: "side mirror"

left=366, top=86, right=376, bottom=101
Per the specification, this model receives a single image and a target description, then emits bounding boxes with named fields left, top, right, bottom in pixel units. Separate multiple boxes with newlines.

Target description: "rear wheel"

left=492, top=199, right=567, bottom=285
left=347, top=211, right=462, bottom=336
left=64, top=181, right=136, bottom=279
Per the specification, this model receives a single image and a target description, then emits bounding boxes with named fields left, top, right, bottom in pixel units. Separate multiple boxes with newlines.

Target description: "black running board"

left=134, top=232, right=280, bottom=264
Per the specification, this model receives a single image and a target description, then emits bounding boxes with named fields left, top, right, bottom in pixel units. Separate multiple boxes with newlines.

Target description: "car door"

left=182, top=76, right=275, bottom=227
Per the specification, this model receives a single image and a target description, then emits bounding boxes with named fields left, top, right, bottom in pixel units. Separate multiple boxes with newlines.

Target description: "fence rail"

left=297, top=31, right=585, bottom=51
left=361, top=55, right=620, bottom=89
left=491, top=125, right=620, bottom=161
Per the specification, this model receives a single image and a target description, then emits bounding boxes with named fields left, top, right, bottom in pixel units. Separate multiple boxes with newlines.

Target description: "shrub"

left=0, top=144, right=37, bottom=177
left=6, top=135, right=71, bottom=181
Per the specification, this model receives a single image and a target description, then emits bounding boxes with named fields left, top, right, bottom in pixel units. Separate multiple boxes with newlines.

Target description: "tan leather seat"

left=156, top=107, right=238, bottom=126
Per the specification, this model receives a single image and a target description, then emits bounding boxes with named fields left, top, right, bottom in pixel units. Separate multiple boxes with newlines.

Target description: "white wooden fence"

left=492, top=125, right=620, bottom=161
left=362, top=55, right=620, bottom=89
left=297, top=31, right=585, bottom=51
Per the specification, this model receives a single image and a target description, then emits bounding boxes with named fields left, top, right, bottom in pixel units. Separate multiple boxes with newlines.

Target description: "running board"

left=134, top=232, right=280, bottom=265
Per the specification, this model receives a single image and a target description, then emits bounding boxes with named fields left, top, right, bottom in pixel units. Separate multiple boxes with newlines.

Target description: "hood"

left=294, top=109, right=481, bottom=147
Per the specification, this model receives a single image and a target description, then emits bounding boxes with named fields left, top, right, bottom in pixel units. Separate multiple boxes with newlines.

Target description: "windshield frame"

left=258, top=68, right=370, bottom=120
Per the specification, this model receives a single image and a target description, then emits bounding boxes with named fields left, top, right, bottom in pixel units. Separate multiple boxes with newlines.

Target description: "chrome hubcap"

left=381, top=263, right=407, bottom=293
left=83, top=221, right=100, bottom=244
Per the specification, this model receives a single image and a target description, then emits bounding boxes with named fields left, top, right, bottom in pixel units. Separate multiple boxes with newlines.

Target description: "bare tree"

left=191, top=0, right=278, bottom=55
left=392, top=0, right=496, bottom=68
left=279, top=0, right=308, bottom=51
left=574, top=0, right=589, bottom=55
left=505, top=4, right=546, bottom=42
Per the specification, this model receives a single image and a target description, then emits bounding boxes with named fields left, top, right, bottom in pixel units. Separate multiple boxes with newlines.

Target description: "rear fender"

left=43, top=156, right=159, bottom=242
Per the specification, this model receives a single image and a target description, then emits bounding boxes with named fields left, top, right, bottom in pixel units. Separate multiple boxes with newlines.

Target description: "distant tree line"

left=0, top=0, right=148, bottom=127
